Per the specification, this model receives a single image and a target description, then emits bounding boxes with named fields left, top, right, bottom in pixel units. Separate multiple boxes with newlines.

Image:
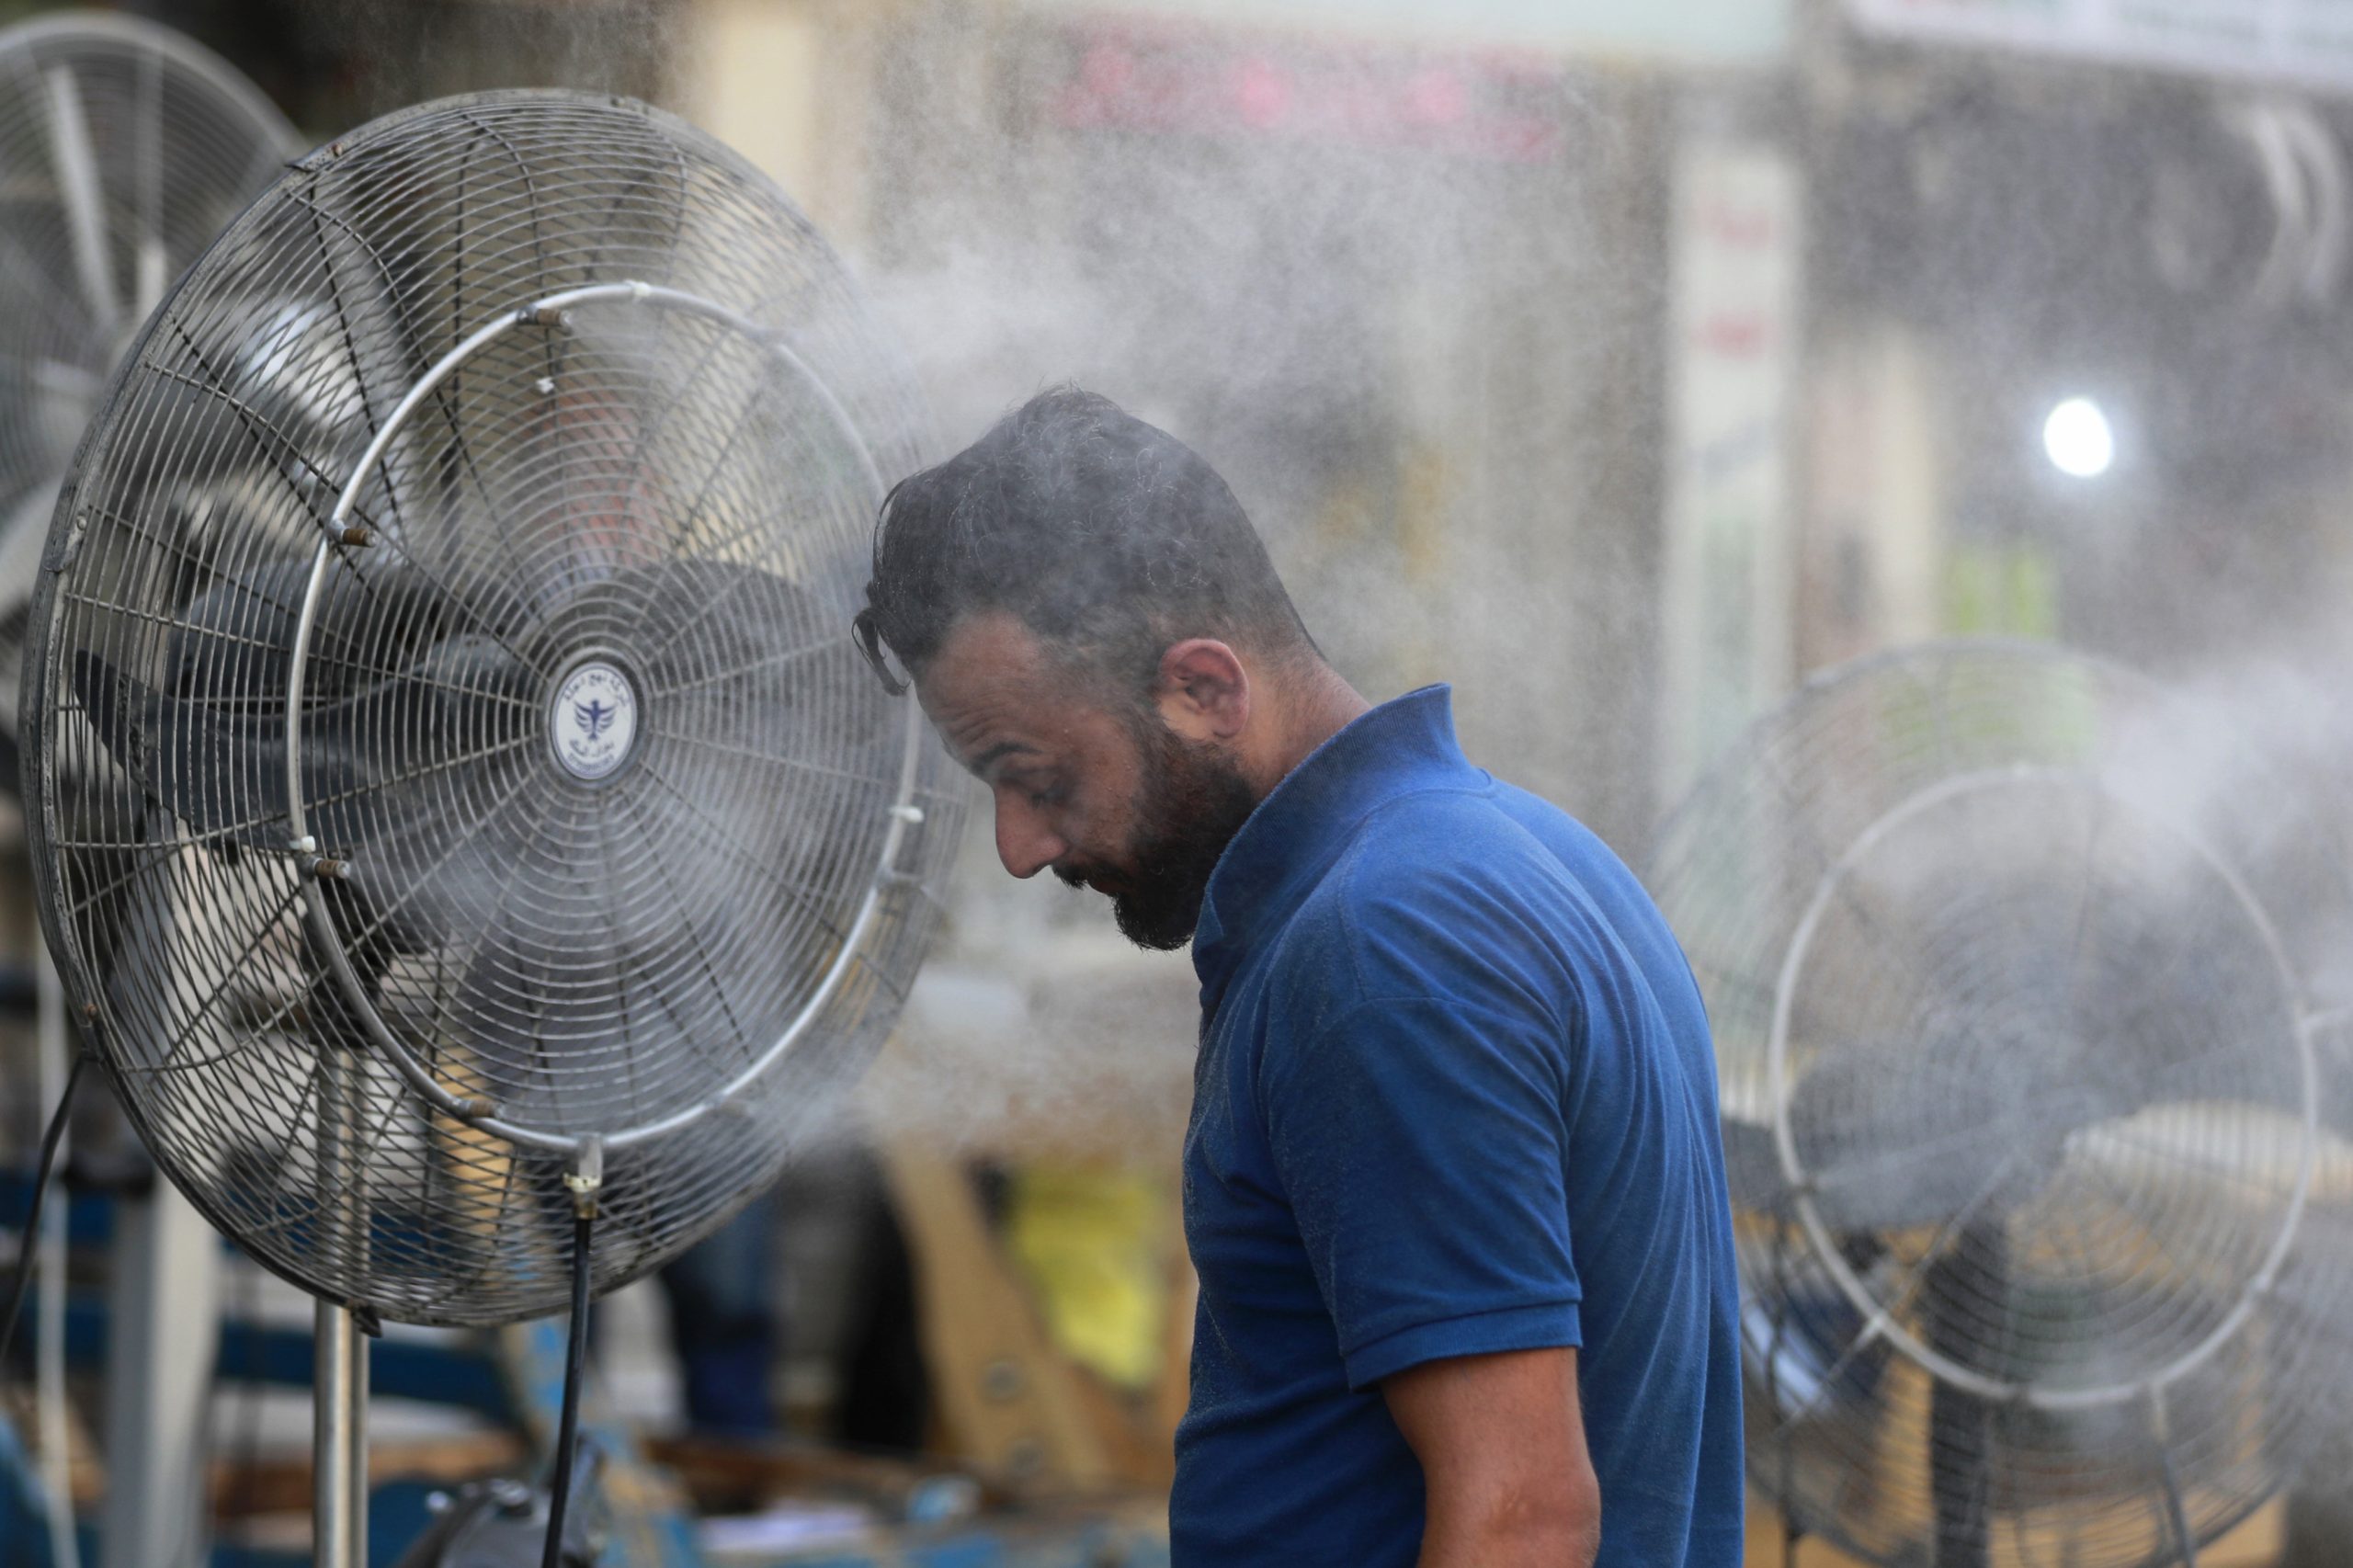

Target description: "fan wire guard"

left=1646, top=641, right=2353, bottom=1568
left=22, top=91, right=965, bottom=1327
left=0, top=10, right=297, bottom=739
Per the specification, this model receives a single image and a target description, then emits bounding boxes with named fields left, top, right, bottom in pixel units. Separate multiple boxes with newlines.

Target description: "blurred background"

left=5, top=0, right=2353, bottom=1564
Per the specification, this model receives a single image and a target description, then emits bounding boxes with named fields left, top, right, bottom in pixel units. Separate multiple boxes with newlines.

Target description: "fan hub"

left=548, top=657, right=642, bottom=784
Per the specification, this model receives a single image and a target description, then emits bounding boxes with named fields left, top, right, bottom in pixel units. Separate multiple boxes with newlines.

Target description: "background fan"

left=1646, top=640, right=2353, bottom=1568
left=21, top=87, right=964, bottom=1561
left=0, top=9, right=297, bottom=765
left=0, top=17, right=294, bottom=1564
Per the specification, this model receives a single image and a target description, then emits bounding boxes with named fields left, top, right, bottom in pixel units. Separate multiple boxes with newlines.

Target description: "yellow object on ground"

left=1003, top=1166, right=1173, bottom=1392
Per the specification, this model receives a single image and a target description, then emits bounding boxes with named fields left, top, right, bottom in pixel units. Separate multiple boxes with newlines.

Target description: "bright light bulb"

left=2042, top=397, right=2115, bottom=479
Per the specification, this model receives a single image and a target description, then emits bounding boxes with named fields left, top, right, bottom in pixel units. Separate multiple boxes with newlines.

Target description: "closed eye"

left=1001, top=772, right=1068, bottom=810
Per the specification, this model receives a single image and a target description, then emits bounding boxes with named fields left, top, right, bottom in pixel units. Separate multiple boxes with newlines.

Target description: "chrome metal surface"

left=21, top=89, right=965, bottom=1328
left=278, top=278, right=926, bottom=1155
left=312, top=1301, right=366, bottom=1568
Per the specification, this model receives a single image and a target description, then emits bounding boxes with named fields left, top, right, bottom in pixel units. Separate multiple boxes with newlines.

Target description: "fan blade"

left=41, top=65, right=118, bottom=334
left=1763, top=1032, right=2135, bottom=1233
left=0, top=480, right=55, bottom=620
left=71, top=630, right=535, bottom=856
left=132, top=40, right=165, bottom=323
left=1718, top=1113, right=1789, bottom=1214
left=2053, top=1098, right=2320, bottom=1208
left=71, top=647, right=287, bottom=846
left=31, top=357, right=97, bottom=402
left=134, top=236, right=166, bottom=325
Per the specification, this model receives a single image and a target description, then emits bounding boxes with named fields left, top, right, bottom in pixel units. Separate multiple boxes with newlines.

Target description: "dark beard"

left=1057, top=720, right=1259, bottom=950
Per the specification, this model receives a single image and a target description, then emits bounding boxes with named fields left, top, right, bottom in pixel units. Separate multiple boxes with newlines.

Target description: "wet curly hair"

left=854, top=386, right=1315, bottom=699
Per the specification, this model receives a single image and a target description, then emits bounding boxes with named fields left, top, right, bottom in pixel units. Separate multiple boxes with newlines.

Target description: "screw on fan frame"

left=279, top=278, right=930, bottom=1156
left=1765, top=762, right=2323, bottom=1415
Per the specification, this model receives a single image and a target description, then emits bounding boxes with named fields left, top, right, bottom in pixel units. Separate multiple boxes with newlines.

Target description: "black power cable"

left=0, top=1053, right=86, bottom=1373
left=540, top=1208, right=594, bottom=1568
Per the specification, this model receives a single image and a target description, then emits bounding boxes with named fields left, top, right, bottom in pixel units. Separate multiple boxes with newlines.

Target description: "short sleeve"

left=1261, top=992, right=1582, bottom=1389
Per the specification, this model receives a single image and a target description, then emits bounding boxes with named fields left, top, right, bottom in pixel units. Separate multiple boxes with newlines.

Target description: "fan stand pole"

left=313, top=1299, right=367, bottom=1553
left=313, top=1301, right=369, bottom=1566
left=2149, top=1388, right=2200, bottom=1568
left=1926, top=1221, right=2002, bottom=1568
left=313, top=1019, right=370, bottom=1568
left=292, top=1016, right=374, bottom=1562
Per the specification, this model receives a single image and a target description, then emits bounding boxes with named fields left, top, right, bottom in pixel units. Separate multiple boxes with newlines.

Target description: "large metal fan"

left=0, top=10, right=296, bottom=755
left=20, top=89, right=963, bottom=1558
left=1647, top=641, right=2353, bottom=1568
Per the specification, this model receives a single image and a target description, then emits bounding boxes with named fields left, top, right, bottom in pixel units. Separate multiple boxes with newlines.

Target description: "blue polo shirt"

left=1172, top=686, right=1742, bottom=1566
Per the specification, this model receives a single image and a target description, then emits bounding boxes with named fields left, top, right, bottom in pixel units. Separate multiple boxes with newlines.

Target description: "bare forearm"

left=1415, top=1494, right=1600, bottom=1568
left=1386, top=1347, right=1600, bottom=1568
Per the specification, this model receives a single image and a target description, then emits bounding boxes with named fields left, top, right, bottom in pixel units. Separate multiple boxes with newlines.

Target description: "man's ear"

left=1154, top=639, right=1249, bottom=743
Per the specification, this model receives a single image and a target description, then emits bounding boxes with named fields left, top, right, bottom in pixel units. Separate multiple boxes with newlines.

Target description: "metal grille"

left=1646, top=641, right=2353, bottom=1568
left=22, top=90, right=965, bottom=1326
left=0, top=10, right=296, bottom=739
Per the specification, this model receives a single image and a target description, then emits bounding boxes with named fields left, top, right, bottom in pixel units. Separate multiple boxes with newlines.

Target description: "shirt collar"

left=1192, top=684, right=1473, bottom=1000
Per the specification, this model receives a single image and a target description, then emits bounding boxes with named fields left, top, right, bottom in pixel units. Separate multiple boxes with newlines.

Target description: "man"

left=853, top=388, right=1742, bottom=1567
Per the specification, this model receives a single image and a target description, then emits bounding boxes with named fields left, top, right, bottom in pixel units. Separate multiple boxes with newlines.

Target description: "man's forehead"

left=913, top=613, right=1075, bottom=769
left=931, top=610, right=1055, bottom=676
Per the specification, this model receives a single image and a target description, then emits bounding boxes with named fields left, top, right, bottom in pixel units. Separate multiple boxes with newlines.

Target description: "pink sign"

left=1051, top=24, right=1571, bottom=163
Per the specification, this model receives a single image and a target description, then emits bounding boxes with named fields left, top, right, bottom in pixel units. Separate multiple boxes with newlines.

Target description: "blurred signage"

left=1848, top=0, right=2353, bottom=90
left=1027, top=1, right=1789, bottom=64
left=1660, top=140, right=1802, bottom=792
left=1051, top=25, right=1574, bottom=160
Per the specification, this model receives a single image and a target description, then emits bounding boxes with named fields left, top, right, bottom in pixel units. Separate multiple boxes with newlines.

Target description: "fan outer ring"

left=278, top=278, right=929, bottom=1156
left=1766, top=762, right=2321, bottom=1412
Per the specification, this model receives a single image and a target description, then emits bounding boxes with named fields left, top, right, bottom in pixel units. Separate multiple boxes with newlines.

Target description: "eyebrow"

left=965, top=740, right=1040, bottom=779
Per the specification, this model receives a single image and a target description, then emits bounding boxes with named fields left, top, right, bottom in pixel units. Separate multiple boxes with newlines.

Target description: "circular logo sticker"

left=551, top=662, right=638, bottom=782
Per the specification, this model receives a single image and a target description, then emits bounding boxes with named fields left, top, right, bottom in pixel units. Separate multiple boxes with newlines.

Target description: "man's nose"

left=994, top=794, right=1065, bottom=880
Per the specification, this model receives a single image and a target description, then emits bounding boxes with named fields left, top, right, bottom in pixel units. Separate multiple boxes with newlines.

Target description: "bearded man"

left=853, top=387, right=1742, bottom=1568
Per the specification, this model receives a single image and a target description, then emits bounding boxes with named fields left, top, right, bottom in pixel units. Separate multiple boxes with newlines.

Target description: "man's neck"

left=1249, top=660, right=1371, bottom=797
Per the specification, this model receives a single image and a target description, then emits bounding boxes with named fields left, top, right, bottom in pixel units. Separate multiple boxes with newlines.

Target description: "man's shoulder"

left=1324, top=779, right=1604, bottom=920
left=1259, top=784, right=1596, bottom=1018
